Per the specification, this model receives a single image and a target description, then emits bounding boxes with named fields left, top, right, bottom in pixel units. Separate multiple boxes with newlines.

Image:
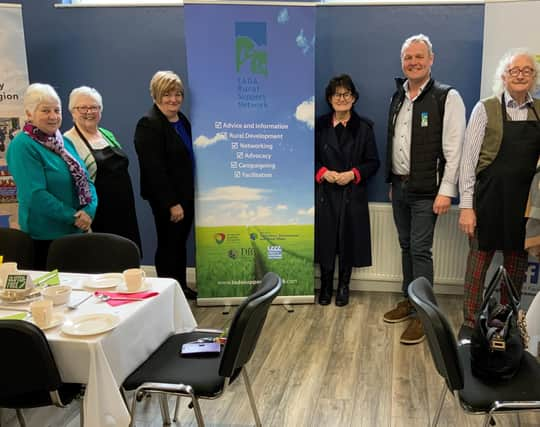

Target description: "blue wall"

left=9, top=1, right=484, bottom=265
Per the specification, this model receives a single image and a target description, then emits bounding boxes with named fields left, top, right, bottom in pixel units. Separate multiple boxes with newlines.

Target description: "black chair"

left=0, top=320, right=83, bottom=427
left=408, top=277, right=540, bottom=427
left=46, top=232, right=140, bottom=273
left=0, top=228, right=34, bottom=269
left=123, top=272, right=282, bottom=427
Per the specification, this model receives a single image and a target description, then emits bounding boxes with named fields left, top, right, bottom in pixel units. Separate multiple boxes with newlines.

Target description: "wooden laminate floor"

left=124, top=290, right=540, bottom=427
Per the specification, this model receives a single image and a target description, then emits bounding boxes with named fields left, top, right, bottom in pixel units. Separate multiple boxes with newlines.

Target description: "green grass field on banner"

left=196, top=225, right=314, bottom=298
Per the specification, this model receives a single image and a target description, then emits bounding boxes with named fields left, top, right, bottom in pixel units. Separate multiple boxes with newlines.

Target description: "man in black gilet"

left=383, top=34, right=466, bottom=344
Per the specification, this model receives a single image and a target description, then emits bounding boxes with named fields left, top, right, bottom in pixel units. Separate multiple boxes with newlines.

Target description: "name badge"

left=421, top=112, right=429, bottom=127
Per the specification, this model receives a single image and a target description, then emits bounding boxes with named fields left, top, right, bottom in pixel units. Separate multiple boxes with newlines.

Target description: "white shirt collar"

left=403, top=79, right=430, bottom=101
left=500, top=89, right=534, bottom=108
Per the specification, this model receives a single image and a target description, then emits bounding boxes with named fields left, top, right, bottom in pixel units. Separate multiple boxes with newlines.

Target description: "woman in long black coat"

left=315, top=74, right=380, bottom=306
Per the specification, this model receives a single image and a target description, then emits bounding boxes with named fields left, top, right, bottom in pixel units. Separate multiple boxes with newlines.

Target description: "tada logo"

left=214, top=233, right=226, bottom=244
left=235, top=22, right=268, bottom=77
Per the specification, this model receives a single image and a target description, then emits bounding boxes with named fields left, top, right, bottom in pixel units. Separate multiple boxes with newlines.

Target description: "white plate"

left=61, top=313, right=120, bottom=336
left=0, top=292, right=41, bottom=304
left=83, top=273, right=123, bottom=289
left=114, top=281, right=151, bottom=294
left=31, top=313, right=64, bottom=331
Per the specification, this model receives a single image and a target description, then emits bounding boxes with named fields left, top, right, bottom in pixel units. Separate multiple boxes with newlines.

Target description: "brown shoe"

left=400, top=318, right=425, bottom=345
left=383, top=299, right=414, bottom=323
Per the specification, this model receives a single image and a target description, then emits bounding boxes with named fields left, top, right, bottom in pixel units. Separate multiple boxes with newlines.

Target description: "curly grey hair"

left=492, top=48, right=540, bottom=96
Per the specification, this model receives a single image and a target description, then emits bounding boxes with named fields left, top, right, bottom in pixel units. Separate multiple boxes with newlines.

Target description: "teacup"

left=0, top=262, right=18, bottom=288
left=123, top=268, right=146, bottom=292
left=42, top=285, right=72, bottom=306
left=30, top=299, right=53, bottom=327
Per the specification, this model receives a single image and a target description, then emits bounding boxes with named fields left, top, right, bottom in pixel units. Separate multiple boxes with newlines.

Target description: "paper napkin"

left=94, top=291, right=159, bottom=307
left=0, top=312, right=27, bottom=320
left=35, top=269, right=60, bottom=287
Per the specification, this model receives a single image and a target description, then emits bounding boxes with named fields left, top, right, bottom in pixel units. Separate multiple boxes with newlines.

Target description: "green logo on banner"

left=235, top=22, right=268, bottom=76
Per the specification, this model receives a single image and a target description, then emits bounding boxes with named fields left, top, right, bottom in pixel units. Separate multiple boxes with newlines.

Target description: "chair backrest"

left=0, top=228, right=34, bottom=269
left=408, top=277, right=464, bottom=391
left=219, top=272, right=282, bottom=379
left=46, top=232, right=140, bottom=273
left=0, top=320, right=63, bottom=400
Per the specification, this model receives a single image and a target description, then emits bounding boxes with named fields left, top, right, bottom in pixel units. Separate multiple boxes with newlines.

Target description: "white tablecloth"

left=0, top=273, right=197, bottom=427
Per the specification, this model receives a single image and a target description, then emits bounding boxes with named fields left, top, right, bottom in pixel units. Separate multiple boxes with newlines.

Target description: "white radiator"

left=352, top=202, right=468, bottom=291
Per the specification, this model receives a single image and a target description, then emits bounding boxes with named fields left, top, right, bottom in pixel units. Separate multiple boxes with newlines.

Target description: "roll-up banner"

left=0, top=4, right=29, bottom=228
left=185, top=2, right=316, bottom=305
left=481, top=0, right=540, bottom=309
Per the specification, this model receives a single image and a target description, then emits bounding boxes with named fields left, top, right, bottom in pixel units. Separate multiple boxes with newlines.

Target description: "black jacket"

left=315, top=111, right=380, bottom=267
left=385, top=78, right=451, bottom=197
left=134, top=104, right=194, bottom=211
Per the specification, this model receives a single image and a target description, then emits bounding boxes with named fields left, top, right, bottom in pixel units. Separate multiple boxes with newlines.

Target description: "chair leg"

left=173, top=396, right=181, bottom=421
left=15, top=409, right=26, bottom=427
left=431, top=384, right=447, bottom=427
left=190, top=396, right=205, bottom=427
left=159, top=395, right=171, bottom=425
left=242, top=368, right=262, bottom=427
left=129, top=390, right=144, bottom=427
left=79, top=398, right=84, bottom=427
left=482, top=414, right=497, bottom=427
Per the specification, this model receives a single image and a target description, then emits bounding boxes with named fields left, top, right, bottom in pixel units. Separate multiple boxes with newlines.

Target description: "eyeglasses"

left=332, top=92, right=353, bottom=101
left=506, top=67, right=535, bottom=77
left=74, top=106, right=101, bottom=113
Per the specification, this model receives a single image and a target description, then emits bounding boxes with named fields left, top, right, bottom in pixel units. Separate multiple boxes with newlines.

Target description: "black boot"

left=318, top=265, right=334, bottom=305
left=182, top=285, right=198, bottom=300
left=335, top=284, right=349, bottom=306
left=335, top=265, right=351, bottom=306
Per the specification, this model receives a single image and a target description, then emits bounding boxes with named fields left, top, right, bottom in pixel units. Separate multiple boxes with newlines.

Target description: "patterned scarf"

left=23, top=122, right=92, bottom=206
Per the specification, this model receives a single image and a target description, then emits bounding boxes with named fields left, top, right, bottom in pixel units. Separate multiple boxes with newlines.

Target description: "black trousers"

left=32, top=239, right=52, bottom=270
left=149, top=200, right=194, bottom=289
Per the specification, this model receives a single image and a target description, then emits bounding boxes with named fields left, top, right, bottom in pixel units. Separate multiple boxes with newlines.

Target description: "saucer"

left=114, top=281, right=151, bottom=294
left=31, top=313, right=64, bottom=331
left=0, top=290, right=41, bottom=304
left=83, top=273, right=123, bottom=289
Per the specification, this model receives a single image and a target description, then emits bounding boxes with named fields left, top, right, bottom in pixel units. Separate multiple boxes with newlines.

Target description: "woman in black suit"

left=134, top=71, right=196, bottom=299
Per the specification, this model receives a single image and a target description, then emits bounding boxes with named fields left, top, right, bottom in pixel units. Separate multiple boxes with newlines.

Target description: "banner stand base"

left=282, top=304, right=294, bottom=313
left=197, top=294, right=315, bottom=307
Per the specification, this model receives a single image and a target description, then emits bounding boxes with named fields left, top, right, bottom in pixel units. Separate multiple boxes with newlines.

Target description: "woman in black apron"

left=64, top=86, right=141, bottom=252
left=459, top=50, right=540, bottom=330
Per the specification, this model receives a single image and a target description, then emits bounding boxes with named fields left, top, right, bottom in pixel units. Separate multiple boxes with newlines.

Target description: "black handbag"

left=470, top=265, right=528, bottom=382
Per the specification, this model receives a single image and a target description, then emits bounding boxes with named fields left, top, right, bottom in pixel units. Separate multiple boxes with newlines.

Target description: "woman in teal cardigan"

left=6, top=83, right=97, bottom=269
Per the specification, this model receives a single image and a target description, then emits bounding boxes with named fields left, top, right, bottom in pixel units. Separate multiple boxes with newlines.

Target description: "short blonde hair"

left=24, top=83, right=61, bottom=115
left=68, top=86, right=103, bottom=113
left=150, top=71, right=184, bottom=103
left=401, top=34, right=433, bottom=58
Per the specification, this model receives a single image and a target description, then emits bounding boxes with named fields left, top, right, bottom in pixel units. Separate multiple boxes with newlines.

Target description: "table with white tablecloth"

left=0, top=273, right=197, bottom=427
